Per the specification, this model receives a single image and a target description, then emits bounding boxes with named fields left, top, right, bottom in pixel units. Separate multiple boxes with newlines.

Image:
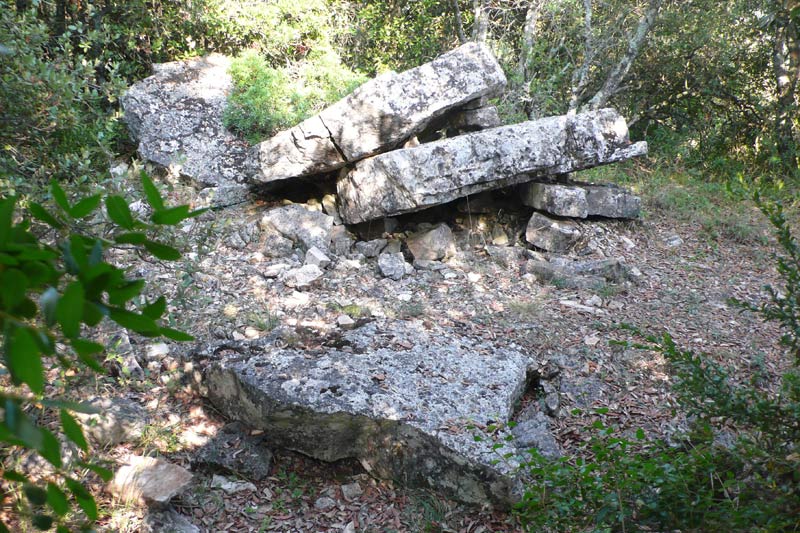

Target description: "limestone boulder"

left=526, top=212, right=581, bottom=253
left=520, top=181, right=640, bottom=219
left=337, top=108, right=647, bottom=224
left=249, top=42, right=507, bottom=183
left=108, top=455, right=193, bottom=506
left=260, top=204, right=334, bottom=253
left=406, top=223, right=457, bottom=262
left=198, top=321, right=536, bottom=506
left=121, top=54, right=249, bottom=187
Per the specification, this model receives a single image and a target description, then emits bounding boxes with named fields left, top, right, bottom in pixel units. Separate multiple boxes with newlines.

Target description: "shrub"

left=224, top=48, right=366, bottom=143
left=0, top=175, right=200, bottom=530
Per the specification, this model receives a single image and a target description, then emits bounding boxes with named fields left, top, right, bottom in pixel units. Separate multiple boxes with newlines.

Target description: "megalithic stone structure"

left=248, top=42, right=507, bottom=183
left=337, top=108, right=647, bottom=224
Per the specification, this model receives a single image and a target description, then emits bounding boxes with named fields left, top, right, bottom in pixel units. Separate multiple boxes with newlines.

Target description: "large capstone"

left=198, top=320, right=536, bottom=506
left=337, top=108, right=647, bottom=224
left=121, top=54, right=249, bottom=187
left=249, top=42, right=507, bottom=183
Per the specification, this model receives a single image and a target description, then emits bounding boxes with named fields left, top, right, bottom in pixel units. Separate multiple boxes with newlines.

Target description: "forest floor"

left=54, top=163, right=790, bottom=533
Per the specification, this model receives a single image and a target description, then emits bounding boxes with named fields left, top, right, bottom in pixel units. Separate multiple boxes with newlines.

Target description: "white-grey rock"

left=200, top=320, right=535, bottom=506
left=260, top=204, right=334, bottom=253
left=210, top=474, right=257, bottom=494
left=337, top=109, right=647, bottom=223
left=249, top=42, right=506, bottom=183
left=377, top=252, right=412, bottom=280
left=447, top=106, right=502, bottom=131
left=305, top=246, right=331, bottom=269
left=262, top=263, right=290, bottom=278
left=146, top=343, right=170, bottom=362
left=341, top=482, right=363, bottom=502
left=584, top=184, right=641, bottom=218
left=525, top=212, right=581, bottom=253
left=664, top=234, right=684, bottom=248
left=337, top=314, right=356, bottom=329
left=520, top=182, right=588, bottom=218
left=262, top=231, right=294, bottom=258
left=121, top=54, right=249, bottom=187
left=314, top=496, right=337, bottom=511
left=281, top=265, right=324, bottom=288
left=108, top=455, right=193, bottom=506
left=76, top=397, right=147, bottom=447
left=406, top=223, right=456, bottom=262
left=355, top=239, right=388, bottom=258
left=322, top=194, right=343, bottom=225
left=512, top=413, right=560, bottom=459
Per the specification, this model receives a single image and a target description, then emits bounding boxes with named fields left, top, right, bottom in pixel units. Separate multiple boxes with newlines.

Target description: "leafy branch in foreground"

left=0, top=174, right=202, bottom=531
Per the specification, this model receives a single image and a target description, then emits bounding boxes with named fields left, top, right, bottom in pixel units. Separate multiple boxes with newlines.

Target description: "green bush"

left=0, top=175, right=200, bottom=531
left=514, top=194, right=800, bottom=532
left=223, top=48, right=366, bottom=143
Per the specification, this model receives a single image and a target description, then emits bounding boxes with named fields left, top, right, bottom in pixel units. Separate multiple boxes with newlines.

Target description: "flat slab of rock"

left=122, top=54, right=250, bottom=187
left=260, top=204, right=334, bottom=253
left=108, top=455, right=193, bottom=506
left=337, top=108, right=647, bottom=224
left=193, top=422, right=272, bottom=481
left=249, top=42, right=506, bottom=183
left=198, top=320, right=536, bottom=506
left=521, top=181, right=640, bottom=219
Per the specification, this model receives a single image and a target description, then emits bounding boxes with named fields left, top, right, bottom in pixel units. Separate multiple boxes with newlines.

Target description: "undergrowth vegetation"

left=512, top=193, right=800, bottom=532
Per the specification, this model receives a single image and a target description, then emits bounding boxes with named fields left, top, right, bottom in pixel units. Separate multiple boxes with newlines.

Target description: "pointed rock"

left=526, top=212, right=581, bottom=253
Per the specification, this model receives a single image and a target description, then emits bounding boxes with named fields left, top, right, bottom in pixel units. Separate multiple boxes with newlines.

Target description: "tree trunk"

left=451, top=0, right=468, bottom=44
left=472, top=0, right=489, bottom=42
left=773, top=0, right=800, bottom=172
left=586, top=0, right=662, bottom=111
left=516, top=1, right=545, bottom=82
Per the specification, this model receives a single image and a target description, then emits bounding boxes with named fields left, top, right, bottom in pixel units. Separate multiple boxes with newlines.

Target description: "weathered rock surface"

left=143, top=507, right=200, bottom=533
left=377, top=252, right=412, bottom=280
left=198, top=321, right=536, bottom=506
left=121, top=54, right=249, bottom=187
left=108, top=455, right=193, bottom=506
left=526, top=257, right=631, bottom=288
left=521, top=181, right=640, bottom=219
left=512, top=412, right=560, bottom=459
left=76, top=397, right=147, bottom=447
left=281, top=264, right=324, bottom=288
left=406, top=223, right=456, bottom=262
left=193, top=422, right=273, bottom=481
left=260, top=204, right=334, bottom=253
left=337, top=108, right=647, bottom=224
left=526, top=212, right=581, bottom=253
left=249, top=42, right=506, bottom=183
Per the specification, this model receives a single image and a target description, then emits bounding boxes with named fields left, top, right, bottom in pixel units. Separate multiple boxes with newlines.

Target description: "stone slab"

left=526, top=212, right=581, bottom=253
left=249, top=42, right=506, bottom=183
left=520, top=181, right=641, bottom=219
left=122, top=54, right=250, bottom=187
left=337, top=108, right=647, bottom=224
left=198, top=321, right=537, bottom=506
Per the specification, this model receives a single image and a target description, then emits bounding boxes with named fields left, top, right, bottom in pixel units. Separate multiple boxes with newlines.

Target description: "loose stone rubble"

left=121, top=43, right=650, bottom=510
left=249, top=42, right=506, bottom=183
left=196, top=320, right=536, bottom=505
left=337, top=108, right=647, bottom=224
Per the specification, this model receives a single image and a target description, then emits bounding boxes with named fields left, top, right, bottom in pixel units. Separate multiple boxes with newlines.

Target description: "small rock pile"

left=121, top=42, right=648, bottom=507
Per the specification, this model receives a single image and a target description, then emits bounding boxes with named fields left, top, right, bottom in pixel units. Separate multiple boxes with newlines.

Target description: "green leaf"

left=105, top=196, right=135, bottom=229
left=6, top=327, right=44, bottom=394
left=46, top=483, right=69, bottom=516
left=4, top=471, right=28, bottom=483
left=69, top=194, right=101, bottom=219
left=56, top=281, right=85, bottom=338
left=144, top=240, right=181, bottom=260
left=108, top=307, right=158, bottom=334
left=142, top=296, right=167, bottom=319
left=141, top=172, right=164, bottom=211
left=40, top=287, right=58, bottom=327
left=39, top=429, right=62, bottom=469
left=151, top=205, right=204, bottom=225
left=0, top=196, right=14, bottom=246
left=0, top=268, right=28, bottom=309
left=31, top=514, right=53, bottom=531
left=636, top=428, right=646, bottom=440
left=107, top=279, right=145, bottom=306
left=65, top=478, right=97, bottom=521
left=82, top=302, right=106, bottom=327
left=114, top=232, right=147, bottom=245
left=50, top=180, right=70, bottom=213
left=60, top=410, right=88, bottom=452
left=28, top=203, right=65, bottom=229
left=159, top=326, right=194, bottom=342
left=71, top=339, right=104, bottom=372
left=24, top=484, right=48, bottom=506
left=42, top=399, right=99, bottom=414
left=80, top=462, right=113, bottom=482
